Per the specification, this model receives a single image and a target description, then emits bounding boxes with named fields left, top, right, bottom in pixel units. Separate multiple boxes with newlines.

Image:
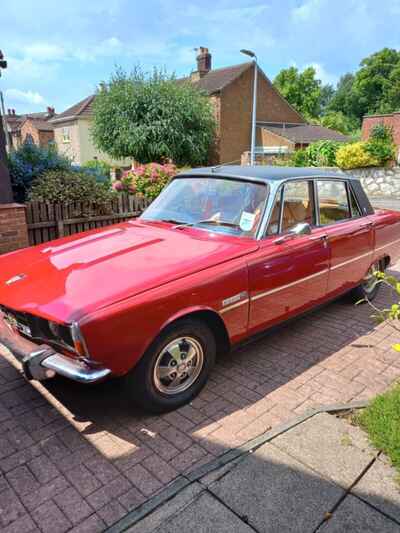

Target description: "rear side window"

left=349, top=187, right=362, bottom=217
left=317, top=181, right=350, bottom=224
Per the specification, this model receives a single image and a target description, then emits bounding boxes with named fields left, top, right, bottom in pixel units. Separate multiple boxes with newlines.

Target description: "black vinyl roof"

left=179, top=165, right=356, bottom=183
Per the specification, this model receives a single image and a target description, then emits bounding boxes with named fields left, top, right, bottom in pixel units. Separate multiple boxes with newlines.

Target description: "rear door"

left=248, top=179, right=330, bottom=333
left=316, top=179, right=374, bottom=297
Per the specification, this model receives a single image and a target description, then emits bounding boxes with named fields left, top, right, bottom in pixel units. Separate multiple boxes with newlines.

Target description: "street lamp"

left=240, top=49, right=257, bottom=166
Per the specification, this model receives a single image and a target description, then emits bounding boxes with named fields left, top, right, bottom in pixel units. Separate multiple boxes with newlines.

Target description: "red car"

left=1, top=167, right=400, bottom=412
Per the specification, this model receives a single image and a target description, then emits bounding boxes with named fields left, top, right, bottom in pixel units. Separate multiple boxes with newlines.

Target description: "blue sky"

left=1, top=0, right=400, bottom=114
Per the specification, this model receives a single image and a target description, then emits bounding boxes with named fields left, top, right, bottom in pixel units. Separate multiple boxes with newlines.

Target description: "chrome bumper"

left=0, top=315, right=111, bottom=384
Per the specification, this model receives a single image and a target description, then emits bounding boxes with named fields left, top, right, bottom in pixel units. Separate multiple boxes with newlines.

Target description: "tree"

left=353, top=48, right=400, bottom=116
left=273, top=66, right=325, bottom=119
left=327, top=73, right=361, bottom=123
left=91, top=67, right=216, bottom=166
left=320, top=111, right=359, bottom=136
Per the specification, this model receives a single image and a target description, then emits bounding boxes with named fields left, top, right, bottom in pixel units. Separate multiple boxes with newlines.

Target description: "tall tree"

left=353, top=48, right=400, bottom=116
left=273, top=66, right=324, bottom=119
left=91, top=67, right=216, bottom=166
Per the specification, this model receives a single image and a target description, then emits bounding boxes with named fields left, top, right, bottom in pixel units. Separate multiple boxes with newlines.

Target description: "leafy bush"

left=8, top=144, right=71, bottom=202
left=305, top=140, right=340, bottom=167
left=113, top=162, right=176, bottom=200
left=365, top=124, right=396, bottom=166
left=320, top=111, right=359, bottom=136
left=82, top=159, right=111, bottom=182
left=29, top=169, right=116, bottom=204
left=336, top=142, right=379, bottom=169
left=291, top=148, right=309, bottom=167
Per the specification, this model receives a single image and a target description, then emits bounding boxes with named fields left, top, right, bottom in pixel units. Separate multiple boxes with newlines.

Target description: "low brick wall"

left=0, top=204, right=29, bottom=255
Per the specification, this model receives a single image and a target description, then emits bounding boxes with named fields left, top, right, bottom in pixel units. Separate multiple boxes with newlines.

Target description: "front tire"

left=123, top=319, right=216, bottom=413
left=349, top=260, right=382, bottom=303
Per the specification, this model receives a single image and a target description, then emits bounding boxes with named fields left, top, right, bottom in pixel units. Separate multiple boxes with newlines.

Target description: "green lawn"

left=357, top=382, right=400, bottom=473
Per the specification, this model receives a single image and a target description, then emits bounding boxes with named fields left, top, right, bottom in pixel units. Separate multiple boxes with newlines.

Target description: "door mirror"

left=273, top=222, right=312, bottom=244
left=290, top=222, right=312, bottom=236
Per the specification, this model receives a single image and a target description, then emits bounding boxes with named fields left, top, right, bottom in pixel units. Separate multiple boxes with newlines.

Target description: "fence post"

left=57, top=219, right=65, bottom=238
left=0, top=204, right=29, bottom=254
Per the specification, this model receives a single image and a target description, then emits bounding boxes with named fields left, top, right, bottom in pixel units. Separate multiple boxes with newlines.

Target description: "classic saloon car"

left=1, top=167, right=400, bottom=412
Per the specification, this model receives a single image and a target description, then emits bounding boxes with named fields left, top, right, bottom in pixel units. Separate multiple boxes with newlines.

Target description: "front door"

left=248, top=180, right=330, bottom=334
left=315, top=179, right=374, bottom=297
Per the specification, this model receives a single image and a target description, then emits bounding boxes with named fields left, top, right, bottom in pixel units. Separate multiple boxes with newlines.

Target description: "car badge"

left=5, top=274, right=26, bottom=285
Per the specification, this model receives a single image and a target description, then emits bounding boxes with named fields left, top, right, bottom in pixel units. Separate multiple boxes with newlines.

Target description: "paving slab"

left=209, top=440, right=344, bottom=532
left=272, top=412, right=376, bottom=488
left=125, top=482, right=204, bottom=533
left=318, top=494, right=400, bottom=532
left=156, top=492, right=253, bottom=533
left=352, top=456, right=400, bottom=524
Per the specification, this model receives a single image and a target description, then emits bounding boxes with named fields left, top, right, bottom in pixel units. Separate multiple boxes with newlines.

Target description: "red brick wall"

left=362, top=112, right=400, bottom=151
left=0, top=204, right=29, bottom=255
left=218, top=64, right=305, bottom=164
left=20, top=120, right=54, bottom=148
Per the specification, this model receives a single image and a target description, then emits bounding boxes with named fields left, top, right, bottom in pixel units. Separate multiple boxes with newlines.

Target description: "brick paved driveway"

left=1, top=263, right=400, bottom=533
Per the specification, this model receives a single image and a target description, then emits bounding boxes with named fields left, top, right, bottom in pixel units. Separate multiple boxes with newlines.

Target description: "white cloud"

left=5, top=88, right=46, bottom=105
left=291, top=0, right=322, bottom=22
left=306, top=62, right=338, bottom=85
left=23, top=42, right=67, bottom=61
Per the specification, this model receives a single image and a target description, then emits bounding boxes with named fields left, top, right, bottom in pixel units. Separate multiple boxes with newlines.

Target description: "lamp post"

left=0, top=49, right=13, bottom=203
left=240, top=49, right=257, bottom=166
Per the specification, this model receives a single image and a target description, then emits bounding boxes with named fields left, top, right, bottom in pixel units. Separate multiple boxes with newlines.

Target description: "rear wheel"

left=123, top=319, right=216, bottom=413
left=349, top=260, right=382, bottom=302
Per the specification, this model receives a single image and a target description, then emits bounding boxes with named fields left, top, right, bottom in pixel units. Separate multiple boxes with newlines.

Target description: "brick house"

left=5, top=108, right=56, bottom=150
left=52, top=48, right=348, bottom=165
left=362, top=112, right=400, bottom=162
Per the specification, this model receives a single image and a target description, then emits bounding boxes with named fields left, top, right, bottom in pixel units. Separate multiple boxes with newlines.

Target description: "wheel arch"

left=160, top=307, right=231, bottom=356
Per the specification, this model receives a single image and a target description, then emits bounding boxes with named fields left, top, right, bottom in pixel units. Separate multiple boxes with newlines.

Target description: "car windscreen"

left=140, top=176, right=269, bottom=238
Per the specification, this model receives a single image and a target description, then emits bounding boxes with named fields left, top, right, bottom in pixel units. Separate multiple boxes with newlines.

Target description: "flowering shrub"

left=113, top=162, right=176, bottom=200
left=336, top=142, right=379, bottom=169
left=8, top=143, right=71, bottom=202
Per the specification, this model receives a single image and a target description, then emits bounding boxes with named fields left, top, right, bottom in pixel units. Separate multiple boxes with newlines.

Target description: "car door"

left=315, top=179, right=374, bottom=298
left=248, top=179, right=330, bottom=334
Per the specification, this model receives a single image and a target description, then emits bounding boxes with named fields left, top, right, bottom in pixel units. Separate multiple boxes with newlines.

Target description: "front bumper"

left=0, top=315, right=111, bottom=384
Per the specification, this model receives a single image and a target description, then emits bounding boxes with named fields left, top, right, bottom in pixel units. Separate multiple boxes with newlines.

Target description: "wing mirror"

left=273, top=222, right=312, bottom=244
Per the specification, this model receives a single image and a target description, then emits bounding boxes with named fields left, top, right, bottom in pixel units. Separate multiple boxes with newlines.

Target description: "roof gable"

left=50, top=95, right=95, bottom=123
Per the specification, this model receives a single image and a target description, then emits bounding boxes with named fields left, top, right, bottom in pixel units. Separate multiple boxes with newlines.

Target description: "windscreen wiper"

left=174, top=219, right=241, bottom=230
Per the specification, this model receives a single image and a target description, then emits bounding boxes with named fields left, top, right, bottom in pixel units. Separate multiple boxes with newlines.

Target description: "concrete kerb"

left=106, top=399, right=369, bottom=533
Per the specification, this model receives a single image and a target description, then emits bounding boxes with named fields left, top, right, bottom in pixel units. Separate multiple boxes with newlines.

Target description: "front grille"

left=0, top=305, right=74, bottom=351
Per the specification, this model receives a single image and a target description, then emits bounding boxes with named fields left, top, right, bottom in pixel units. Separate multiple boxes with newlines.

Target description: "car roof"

left=178, top=165, right=355, bottom=184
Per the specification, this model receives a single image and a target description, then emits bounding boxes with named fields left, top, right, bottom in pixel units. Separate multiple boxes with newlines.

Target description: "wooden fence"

left=25, top=194, right=151, bottom=246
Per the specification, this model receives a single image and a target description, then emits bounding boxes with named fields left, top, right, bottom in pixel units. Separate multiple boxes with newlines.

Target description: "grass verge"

left=357, top=382, right=400, bottom=473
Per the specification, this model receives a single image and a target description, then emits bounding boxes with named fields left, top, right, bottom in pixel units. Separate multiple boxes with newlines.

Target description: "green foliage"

left=353, top=48, right=400, bottom=116
left=327, top=73, right=362, bottom=125
left=320, top=111, right=359, bottom=136
left=273, top=66, right=326, bottom=119
left=305, top=140, right=340, bottom=167
left=336, top=142, right=379, bottom=169
left=364, top=124, right=396, bottom=166
left=113, top=162, right=176, bottom=200
left=290, top=148, right=309, bottom=167
left=29, top=169, right=116, bottom=204
left=82, top=159, right=111, bottom=181
left=357, top=383, right=400, bottom=474
left=91, top=67, right=216, bottom=166
left=8, top=143, right=71, bottom=202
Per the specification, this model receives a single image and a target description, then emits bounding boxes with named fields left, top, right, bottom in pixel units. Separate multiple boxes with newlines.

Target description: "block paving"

left=1, top=263, right=400, bottom=532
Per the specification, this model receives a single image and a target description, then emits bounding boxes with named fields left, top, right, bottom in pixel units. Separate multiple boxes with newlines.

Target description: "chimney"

left=196, top=47, right=211, bottom=76
left=7, top=108, right=11, bottom=115
left=12, top=109, right=16, bottom=115
left=46, top=106, right=55, bottom=117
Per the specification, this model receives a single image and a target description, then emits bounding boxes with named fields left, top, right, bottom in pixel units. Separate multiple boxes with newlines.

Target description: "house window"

left=62, top=127, right=71, bottom=143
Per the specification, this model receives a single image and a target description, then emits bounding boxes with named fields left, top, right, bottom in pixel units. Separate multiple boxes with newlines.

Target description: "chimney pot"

left=196, top=47, right=211, bottom=77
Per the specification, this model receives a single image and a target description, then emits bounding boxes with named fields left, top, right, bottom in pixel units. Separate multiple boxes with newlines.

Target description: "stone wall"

left=0, top=204, right=29, bottom=255
left=340, top=167, right=400, bottom=198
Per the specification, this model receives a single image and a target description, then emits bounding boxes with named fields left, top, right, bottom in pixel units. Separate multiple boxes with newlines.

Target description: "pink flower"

left=112, top=180, right=123, bottom=191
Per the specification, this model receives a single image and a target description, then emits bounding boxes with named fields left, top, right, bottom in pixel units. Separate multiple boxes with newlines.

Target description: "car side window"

left=349, top=186, right=362, bottom=218
left=266, top=181, right=314, bottom=235
left=317, top=180, right=351, bottom=225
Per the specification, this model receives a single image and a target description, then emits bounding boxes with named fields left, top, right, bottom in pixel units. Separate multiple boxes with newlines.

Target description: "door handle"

left=310, top=234, right=328, bottom=241
left=360, top=221, right=373, bottom=229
